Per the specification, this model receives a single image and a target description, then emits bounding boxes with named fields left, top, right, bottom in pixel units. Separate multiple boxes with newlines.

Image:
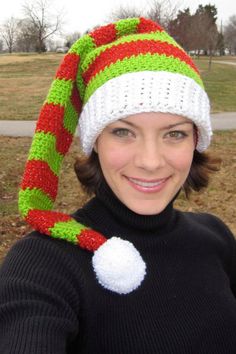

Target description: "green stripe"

left=19, top=188, right=54, bottom=218
left=64, top=100, right=79, bottom=134
left=69, top=34, right=95, bottom=63
left=81, top=31, right=181, bottom=73
left=49, top=219, right=87, bottom=244
left=84, top=53, right=203, bottom=104
left=28, top=132, right=63, bottom=175
left=115, top=18, right=139, bottom=38
left=69, top=35, right=96, bottom=99
left=46, top=78, right=73, bottom=106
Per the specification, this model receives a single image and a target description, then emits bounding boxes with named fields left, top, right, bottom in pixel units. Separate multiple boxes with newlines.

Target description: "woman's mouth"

left=126, top=176, right=169, bottom=193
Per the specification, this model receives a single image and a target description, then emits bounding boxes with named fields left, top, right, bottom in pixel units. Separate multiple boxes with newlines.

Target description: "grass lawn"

left=0, top=53, right=236, bottom=120
left=197, top=57, right=236, bottom=112
left=1, top=131, right=236, bottom=263
left=0, top=53, right=63, bottom=120
left=210, top=56, right=236, bottom=62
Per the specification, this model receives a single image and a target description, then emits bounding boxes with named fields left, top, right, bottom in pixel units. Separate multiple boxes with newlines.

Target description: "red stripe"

left=36, top=103, right=65, bottom=135
left=71, top=84, right=82, bottom=114
left=56, top=53, right=80, bottom=81
left=83, top=39, right=199, bottom=85
left=26, top=210, right=72, bottom=235
left=78, top=229, right=106, bottom=251
left=138, top=17, right=163, bottom=33
left=55, top=128, right=73, bottom=155
left=90, top=23, right=117, bottom=47
left=36, top=103, right=73, bottom=155
left=21, top=160, right=58, bottom=200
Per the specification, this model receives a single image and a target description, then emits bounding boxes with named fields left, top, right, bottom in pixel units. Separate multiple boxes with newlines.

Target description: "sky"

left=0, top=0, right=235, bottom=37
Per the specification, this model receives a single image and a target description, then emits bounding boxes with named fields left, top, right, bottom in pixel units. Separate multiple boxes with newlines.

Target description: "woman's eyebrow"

left=119, top=119, right=137, bottom=127
left=119, top=119, right=193, bottom=129
left=165, top=121, right=193, bottom=129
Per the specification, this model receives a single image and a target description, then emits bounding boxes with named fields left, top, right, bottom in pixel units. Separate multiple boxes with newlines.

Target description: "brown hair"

left=74, top=150, right=221, bottom=198
left=183, top=150, right=221, bottom=197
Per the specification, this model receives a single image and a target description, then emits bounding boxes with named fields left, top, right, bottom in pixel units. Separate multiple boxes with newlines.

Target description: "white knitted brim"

left=78, top=71, right=212, bottom=155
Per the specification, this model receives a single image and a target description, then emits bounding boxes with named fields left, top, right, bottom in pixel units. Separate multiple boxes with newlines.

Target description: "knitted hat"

left=19, top=17, right=212, bottom=295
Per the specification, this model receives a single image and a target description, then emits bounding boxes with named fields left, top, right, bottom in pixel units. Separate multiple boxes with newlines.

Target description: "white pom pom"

left=92, top=237, right=146, bottom=294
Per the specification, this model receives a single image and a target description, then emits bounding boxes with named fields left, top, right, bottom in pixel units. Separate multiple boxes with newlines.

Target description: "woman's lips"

left=126, top=176, right=169, bottom=193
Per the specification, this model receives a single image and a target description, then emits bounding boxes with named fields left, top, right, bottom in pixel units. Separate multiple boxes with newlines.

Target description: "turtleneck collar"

left=84, top=181, right=177, bottom=233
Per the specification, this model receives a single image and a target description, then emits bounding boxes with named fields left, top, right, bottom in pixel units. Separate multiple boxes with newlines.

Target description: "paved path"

left=0, top=112, right=236, bottom=137
left=210, top=112, right=236, bottom=129
left=212, top=60, right=236, bottom=66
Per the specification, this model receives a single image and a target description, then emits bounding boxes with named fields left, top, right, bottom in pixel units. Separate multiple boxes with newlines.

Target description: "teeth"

left=128, top=178, right=164, bottom=187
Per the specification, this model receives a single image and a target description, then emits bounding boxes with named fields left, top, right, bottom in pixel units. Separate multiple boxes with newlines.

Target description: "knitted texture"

left=18, top=17, right=212, bottom=293
left=75, top=18, right=211, bottom=154
left=79, top=71, right=210, bottom=154
left=18, top=49, right=106, bottom=252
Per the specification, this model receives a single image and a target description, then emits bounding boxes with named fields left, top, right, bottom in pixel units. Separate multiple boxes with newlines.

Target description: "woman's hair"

left=183, top=150, right=221, bottom=198
left=74, top=149, right=221, bottom=198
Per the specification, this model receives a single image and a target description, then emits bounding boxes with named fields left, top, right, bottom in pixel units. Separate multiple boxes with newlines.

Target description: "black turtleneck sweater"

left=1, top=183, right=236, bottom=354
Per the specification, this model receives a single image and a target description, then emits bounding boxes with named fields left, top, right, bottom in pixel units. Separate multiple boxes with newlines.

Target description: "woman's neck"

left=89, top=181, right=177, bottom=233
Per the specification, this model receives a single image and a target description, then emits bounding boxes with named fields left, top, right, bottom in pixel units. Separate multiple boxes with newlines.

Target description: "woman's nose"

left=134, top=139, right=166, bottom=171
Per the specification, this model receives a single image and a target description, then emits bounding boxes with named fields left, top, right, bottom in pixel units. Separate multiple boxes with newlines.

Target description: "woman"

left=1, top=17, right=236, bottom=354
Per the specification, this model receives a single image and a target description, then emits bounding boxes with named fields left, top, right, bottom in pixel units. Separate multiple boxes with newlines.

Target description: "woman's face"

left=95, top=112, right=195, bottom=215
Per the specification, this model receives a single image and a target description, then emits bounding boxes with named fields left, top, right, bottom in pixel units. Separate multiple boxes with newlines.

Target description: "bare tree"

left=224, top=15, right=236, bottom=55
left=168, top=8, right=192, bottom=50
left=15, top=18, right=37, bottom=52
left=1, top=17, right=19, bottom=53
left=22, top=0, right=64, bottom=52
left=206, top=22, right=219, bottom=69
left=191, top=5, right=219, bottom=69
left=146, top=0, right=180, bottom=29
left=109, top=5, right=143, bottom=21
left=109, top=0, right=180, bottom=29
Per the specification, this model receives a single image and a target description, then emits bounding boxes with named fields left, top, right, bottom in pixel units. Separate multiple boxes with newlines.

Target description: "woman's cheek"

left=105, top=147, right=131, bottom=170
left=168, top=150, right=194, bottom=171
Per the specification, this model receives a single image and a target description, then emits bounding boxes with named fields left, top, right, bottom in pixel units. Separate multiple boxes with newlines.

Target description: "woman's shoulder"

left=183, top=210, right=232, bottom=230
left=1, top=229, right=90, bottom=279
left=178, top=209, right=235, bottom=245
left=11, top=230, right=81, bottom=256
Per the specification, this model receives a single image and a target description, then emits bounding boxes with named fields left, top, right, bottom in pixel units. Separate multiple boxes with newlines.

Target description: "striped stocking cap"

left=19, top=17, right=211, bottom=294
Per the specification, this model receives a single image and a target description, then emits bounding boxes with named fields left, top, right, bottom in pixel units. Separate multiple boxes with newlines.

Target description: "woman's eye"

left=167, top=131, right=188, bottom=139
left=111, top=128, right=133, bottom=137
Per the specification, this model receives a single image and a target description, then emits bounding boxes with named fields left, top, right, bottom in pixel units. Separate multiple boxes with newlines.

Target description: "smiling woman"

left=93, top=113, right=195, bottom=216
left=1, top=16, right=236, bottom=354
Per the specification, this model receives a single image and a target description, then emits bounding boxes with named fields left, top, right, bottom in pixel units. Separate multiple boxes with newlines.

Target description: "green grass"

left=195, top=58, right=236, bottom=112
left=0, top=54, right=63, bottom=120
left=210, top=56, right=236, bottom=62
left=0, top=53, right=236, bottom=120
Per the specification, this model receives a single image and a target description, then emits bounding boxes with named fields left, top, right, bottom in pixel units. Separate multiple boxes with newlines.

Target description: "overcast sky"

left=0, top=0, right=235, bottom=36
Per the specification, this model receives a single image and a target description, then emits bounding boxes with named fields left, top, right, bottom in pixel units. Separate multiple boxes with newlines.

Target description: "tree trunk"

left=208, top=51, right=212, bottom=71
